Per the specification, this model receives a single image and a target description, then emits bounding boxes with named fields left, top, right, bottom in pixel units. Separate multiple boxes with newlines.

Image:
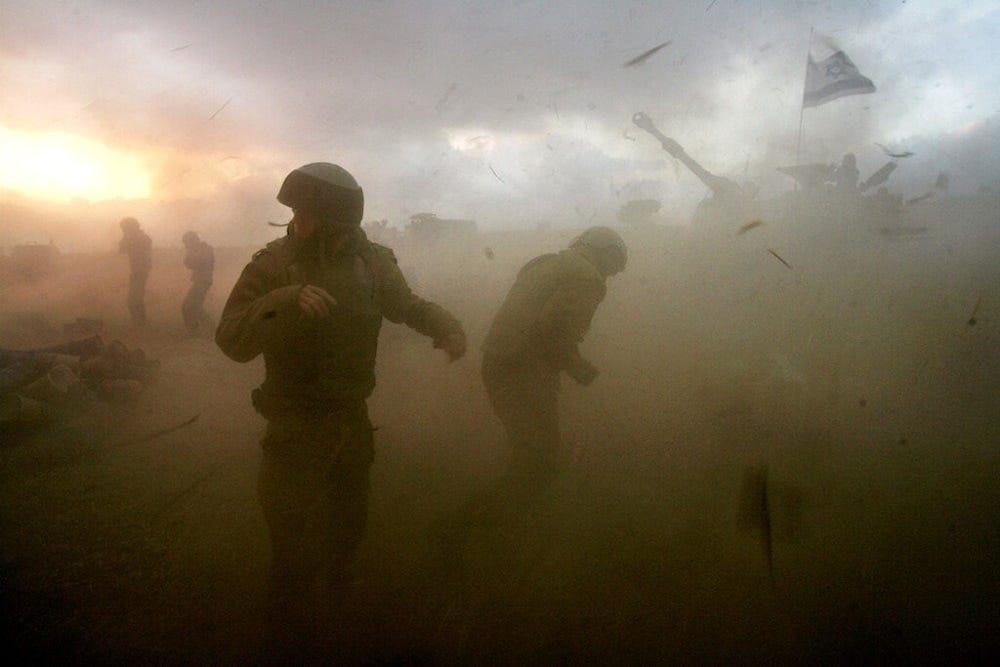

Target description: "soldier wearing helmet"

left=215, top=162, right=466, bottom=656
left=181, top=231, right=215, bottom=335
left=440, top=225, right=626, bottom=543
left=118, top=217, right=152, bottom=327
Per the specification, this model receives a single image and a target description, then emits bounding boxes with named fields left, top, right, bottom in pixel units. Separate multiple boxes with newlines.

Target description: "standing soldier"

left=118, top=217, right=152, bottom=327
left=442, top=226, right=627, bottom=543
left=832, top=152, right=860, bottom=194
left=215, top=162, right=466, bottom=657
left=181, top=231, right=215, bottom=335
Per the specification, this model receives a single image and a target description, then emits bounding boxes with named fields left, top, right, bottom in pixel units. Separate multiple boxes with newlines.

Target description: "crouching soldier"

left=441, top=226, right=627, bottom=544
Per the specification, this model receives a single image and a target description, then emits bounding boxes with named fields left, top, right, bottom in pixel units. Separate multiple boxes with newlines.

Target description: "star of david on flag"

left=802, top=49, right=876, bottom=108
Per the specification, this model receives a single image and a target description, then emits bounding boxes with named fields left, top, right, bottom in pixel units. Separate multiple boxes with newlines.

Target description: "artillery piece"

left=632, top=111, right=745, bottom=202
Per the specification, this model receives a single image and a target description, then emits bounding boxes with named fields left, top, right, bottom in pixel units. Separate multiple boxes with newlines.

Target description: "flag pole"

left=795, top=27, right=814, bottom=166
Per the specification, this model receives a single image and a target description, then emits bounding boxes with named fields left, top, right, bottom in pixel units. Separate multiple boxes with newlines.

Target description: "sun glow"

left=0, top=127, right=151, bottom=202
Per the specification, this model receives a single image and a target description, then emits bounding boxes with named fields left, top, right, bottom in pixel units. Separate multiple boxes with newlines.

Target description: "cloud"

left=1, top=0, right=998, bottom=244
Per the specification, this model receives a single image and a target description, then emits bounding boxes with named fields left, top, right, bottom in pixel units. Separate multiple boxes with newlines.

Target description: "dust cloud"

left=1, top=192, right=998, bottom=663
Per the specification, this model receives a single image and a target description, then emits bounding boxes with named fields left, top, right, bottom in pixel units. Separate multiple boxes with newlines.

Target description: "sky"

left=1, top=0, right=999, bottom=248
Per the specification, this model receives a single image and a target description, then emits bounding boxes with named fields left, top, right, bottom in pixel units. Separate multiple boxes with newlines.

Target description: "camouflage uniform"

left=215, top=226, right=464, bottom=645
left=119, top=226, right=152, bottom=326
left=182, top=237, right=215, bottom=333
left=471, top=246, right=607, bottom=526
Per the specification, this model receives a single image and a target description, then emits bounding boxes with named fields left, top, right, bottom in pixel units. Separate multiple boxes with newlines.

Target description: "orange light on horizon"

left=0, top=126, right=151, bottom=203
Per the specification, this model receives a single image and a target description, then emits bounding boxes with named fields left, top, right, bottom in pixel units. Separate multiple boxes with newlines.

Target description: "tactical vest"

left=258, top=236, right=384, bottom=412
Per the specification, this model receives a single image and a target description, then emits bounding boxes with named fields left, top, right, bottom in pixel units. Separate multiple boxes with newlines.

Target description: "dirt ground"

left=2, top=197, right=998, bottom=664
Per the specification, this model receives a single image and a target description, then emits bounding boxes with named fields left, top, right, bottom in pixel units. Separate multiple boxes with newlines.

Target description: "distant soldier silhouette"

left=832, top=153, right=860, bottom=194
left=181, top=231, right=215, bottom=335
left=118, top=217, right=152, bottom=327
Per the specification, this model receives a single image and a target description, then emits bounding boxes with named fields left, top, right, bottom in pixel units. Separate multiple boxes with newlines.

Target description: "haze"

left=1, top=1, right=998, bottom=663
left=2, top=0, right=999, bottom=249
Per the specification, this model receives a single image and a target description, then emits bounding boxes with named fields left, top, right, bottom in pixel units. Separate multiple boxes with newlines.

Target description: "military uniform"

left=471, top=246, right=606, bottom=526
left=182, top=237, right=215, bottom=334
left=119, top=226, right=152, bottom=326
left=216, top=226, right=464, bottom=647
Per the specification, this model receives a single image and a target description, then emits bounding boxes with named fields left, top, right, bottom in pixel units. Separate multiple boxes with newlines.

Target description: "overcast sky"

left=2, top=0, right=999, bottom=245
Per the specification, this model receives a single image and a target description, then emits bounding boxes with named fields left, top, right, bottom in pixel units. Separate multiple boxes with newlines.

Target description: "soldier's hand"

left=567, top=357, right=599, bottom=386
left=298, top=284, right=337, bottom=318
left=436, top=331, right=467, bottom=362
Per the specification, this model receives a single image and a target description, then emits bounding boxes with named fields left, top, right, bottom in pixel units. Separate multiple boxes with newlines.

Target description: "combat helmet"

left=277, top=162, right=364, bottom=227
left=119, top=216, right=140, bottom=231
left=570, top=225, right=628, bottom=276
left=182, top=231, right=199, bottom=245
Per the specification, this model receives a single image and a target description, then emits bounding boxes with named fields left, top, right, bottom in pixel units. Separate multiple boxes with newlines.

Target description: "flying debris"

left=466, top=135, right=491, bottom=150
left=170, top=44, right=191, bottom=52
left=622, top=40, right=673, bottom=67
left=967, top=297, right=982, bottom=327
left=736, top=220, right=764, bottom=235
left=488, top=164, right=505, bottom=184
left=739, top=465, right=774, bottom=587
left=859, top=161, right=897, bottom=193
left=622, top=130, right=636, bottom=141
left=435, top=82, right=458, bottom=113
left=484, top=247, right=495, bottom=260
left=207, top=97, right=232, bottom=121
left=739, top=465, right=806, bottom=589
left=767, top=248, right=792, bottom=270
left=114, top=414, right=200, bottom=449
left=875, top=142, right=914, bottom=158
left=906, top=192, right=934, bottom=205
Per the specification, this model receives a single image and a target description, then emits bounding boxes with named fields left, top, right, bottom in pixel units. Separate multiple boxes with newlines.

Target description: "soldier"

left=181, top=231, right=215, bottom=335
left=442, top=226, right=626, bottom=543
left=832, top=153, right=860, bottom=194
left=215, top=162, right=466, bottom=657
left=118, top=217, right=152, bottom=326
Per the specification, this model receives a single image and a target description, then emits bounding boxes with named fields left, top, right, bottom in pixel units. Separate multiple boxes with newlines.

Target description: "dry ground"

left=2, top=196, right=998, bottom=664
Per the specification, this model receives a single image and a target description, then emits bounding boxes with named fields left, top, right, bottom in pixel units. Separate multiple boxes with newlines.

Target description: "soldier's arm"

left=215, top=252, right=301, bottom=362
left=375, top=247, right=466, bottom=357
left=534, top=273, right=606, bottom=381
